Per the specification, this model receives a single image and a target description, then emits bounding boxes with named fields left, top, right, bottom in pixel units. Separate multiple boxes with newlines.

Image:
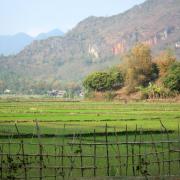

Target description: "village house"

left=48, top=90, right=66, bottom=97
left=4, top=89, right=11, bottom=94
left=175, top=42, right=180, bottom=48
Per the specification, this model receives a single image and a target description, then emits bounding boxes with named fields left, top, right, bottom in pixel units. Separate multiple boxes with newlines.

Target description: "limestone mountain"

left=35, top=29, right=64, bottom=40
left=0, top=29, right=64, bottom=55
left=0, top=0, right=180, bottom=92
left=0, top=33, right=33, bottom=56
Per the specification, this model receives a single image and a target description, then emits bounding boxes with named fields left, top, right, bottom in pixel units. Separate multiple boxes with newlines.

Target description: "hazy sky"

left=1, top=0, right=146, bottom=36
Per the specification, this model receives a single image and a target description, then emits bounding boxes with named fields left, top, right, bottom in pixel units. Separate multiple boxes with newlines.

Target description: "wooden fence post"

left=161, top=126, right=165, bottom=175
left=61, top=124, right=65, bottom=179
left=93, top=129, right=97, bottom=177
left=150, top=133, right=160, bottom=175
left=114, top=127, right=122, bottom=175
left=125, top=125, right=129, bottom=176
left=15, top=123, right=28, bottom=180
left=0, top=145, right=3, bottom=179
left=54, top=145, right=57, bottom=180
left=178, top=123, right=180, bottom=172
left=132, top=125, right=137, bottom=176
left=160, top=121, right=171, bottom=175
left=105, top=124, right=110, bottom=176
left=35, top=120, right=43, bottom=180
left=79, top=133, right=84, bottom=177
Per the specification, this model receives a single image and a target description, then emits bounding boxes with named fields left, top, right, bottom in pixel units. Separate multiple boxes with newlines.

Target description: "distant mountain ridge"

left=36, top=29, right=64, bottom=40
left=0, top=0, right=180, bottom=92
left=0, top=29, right=64, bottom=55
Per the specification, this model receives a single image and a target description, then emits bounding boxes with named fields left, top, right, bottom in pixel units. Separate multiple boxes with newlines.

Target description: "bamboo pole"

left=150, top=133, right=160, bottom=175
left=35, top=120, right=43, bottom=180
left=160, top=121, right=171, bottom=175
left=68, top=132, right=76, bottom=178
left=105, top=124, right=110, bottom=176
left=132, top=125, right=137, bottom=176
left=15, top=123, right=28, bottom=180
left=125, top=125, right=129, bottom=176
left=178, top=123, right=180, bottom=173
left=138, top=125, right=142, bottom=176
left=0, top=145, right=3, bottom=179
left=161, top=126, right=165, bottom=175
left=79, top=133, right=84, bottom=177
left=93, top=129, right=97, bottom=177
left=61, top=124, right=65, bottom=179
left=114, top=127, right=122, bottom=175
left=54, top=145, right=57, bottom=180
left=61, top=145, right=64, bottom=179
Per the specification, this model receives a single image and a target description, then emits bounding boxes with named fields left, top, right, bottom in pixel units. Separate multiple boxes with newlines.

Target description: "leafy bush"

left=138, top=83, right=175, bottom=99
left=83, top=69, right=124, bottom=92
left=150, top=63, right=159, bottom=82
left=163, top=62, right=180, bottom=92
left=108, top=67, right=124, bottom=89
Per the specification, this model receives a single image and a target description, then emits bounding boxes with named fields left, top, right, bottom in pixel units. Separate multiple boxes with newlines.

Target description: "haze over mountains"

left=0, top=29, right=64, bottom=55
left=0, top=0, right=180, bottom=93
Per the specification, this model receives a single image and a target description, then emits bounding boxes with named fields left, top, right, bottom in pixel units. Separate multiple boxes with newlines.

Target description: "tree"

left=83, top=72, right=111, bottom=92
left=108, top=67, right=124, bottom=89
left=64, top=82, right=81, bottom=98
left=163, top=62, right=180, bottom=92
left=83, top=70, right=124, bottom=92
left=150, top=63, right=159, bottom=82
left=123, top=43, right=152, bottom=92
left=155, top=49, right=176, bottom=78
left=0, top=80, right=6, bottom=94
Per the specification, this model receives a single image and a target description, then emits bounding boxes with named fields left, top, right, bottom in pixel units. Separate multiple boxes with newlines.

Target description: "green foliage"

left=83, top=69, right=124, bottom=92
left=108, top=67, right=124, bottom=89
left=150, top=63, right=159, bottom=82
left=138, top=83, right=175, bottom=99
left=83, top=72, right=109, bottom=91
left=163, top=62, right=180, bottom=92
left=83, top=44, right=179, bottom=98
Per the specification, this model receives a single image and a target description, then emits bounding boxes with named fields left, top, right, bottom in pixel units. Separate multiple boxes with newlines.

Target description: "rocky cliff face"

left=0, top=0, right=180, bottom=86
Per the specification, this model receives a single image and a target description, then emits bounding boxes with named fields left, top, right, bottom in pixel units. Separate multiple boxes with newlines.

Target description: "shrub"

left=150, top=63, right=159, bottom=82
left=83, top=69, right=124, bottom=92
left=163, top=62, right=180, bottom=92
left=138, top=83, right=176, bottom=99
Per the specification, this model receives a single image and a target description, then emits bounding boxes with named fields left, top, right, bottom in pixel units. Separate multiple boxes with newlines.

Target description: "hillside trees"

left=163, top=62, right=180, bottom=92
left=122, top=43, right=153, bottom=92
left=83, top=43, right=179, bottom=99
left=155, top=50, right=176, bottom=78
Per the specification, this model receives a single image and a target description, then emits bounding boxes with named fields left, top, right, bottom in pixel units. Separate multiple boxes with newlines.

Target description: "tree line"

left=83, top=43, right=180, bottom=99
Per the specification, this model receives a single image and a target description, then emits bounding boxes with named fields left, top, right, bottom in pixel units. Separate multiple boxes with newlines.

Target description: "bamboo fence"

left=0, top=121, right=180, bottom=179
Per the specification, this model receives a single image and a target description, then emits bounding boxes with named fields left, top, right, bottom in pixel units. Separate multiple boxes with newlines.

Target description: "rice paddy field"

left=0, top=99, right=180, bottom=133
left=0, top=98, right=180, bottom=179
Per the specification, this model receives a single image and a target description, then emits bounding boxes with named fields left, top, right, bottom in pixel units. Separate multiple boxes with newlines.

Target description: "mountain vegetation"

left=83, top=43, right=179, bottom=100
